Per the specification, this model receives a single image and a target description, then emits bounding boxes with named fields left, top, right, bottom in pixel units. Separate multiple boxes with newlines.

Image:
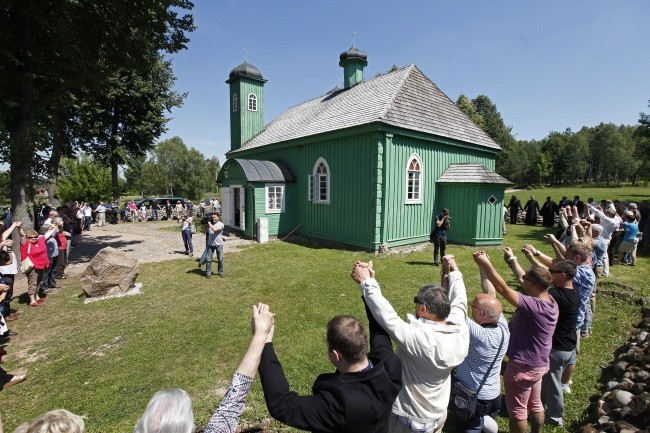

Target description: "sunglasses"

left=27, top=236, right=38, bottom=239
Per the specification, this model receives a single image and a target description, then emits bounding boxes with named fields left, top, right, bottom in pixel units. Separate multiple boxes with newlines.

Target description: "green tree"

left=57, top=155, right=112, bottom=203
left=0, top=0, right=194, bottom=228
left=632, top=99, right=650, bottom=184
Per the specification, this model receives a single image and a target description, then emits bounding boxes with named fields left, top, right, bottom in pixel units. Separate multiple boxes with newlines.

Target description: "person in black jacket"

left=258, top=264, right=403, bottom=433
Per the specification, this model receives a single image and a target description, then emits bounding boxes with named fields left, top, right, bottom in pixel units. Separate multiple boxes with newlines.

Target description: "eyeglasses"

left=549, top=269, right=564, bottom=274
left=471, top=304, right=484, bottom=313
left=27, top=236, right=38, bottom=239
left=522, top=274, right=533, bottom=283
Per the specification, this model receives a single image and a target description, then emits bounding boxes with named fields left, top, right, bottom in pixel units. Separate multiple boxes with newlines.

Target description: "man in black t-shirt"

left=506, top=247, right=580, bottom=427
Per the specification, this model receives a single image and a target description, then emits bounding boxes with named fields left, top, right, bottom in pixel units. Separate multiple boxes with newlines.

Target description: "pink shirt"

left=20, top=236, right=50, bottom=269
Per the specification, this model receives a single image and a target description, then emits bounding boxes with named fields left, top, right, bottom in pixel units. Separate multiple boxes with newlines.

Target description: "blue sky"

left=161, top=0, right=650, bottom=164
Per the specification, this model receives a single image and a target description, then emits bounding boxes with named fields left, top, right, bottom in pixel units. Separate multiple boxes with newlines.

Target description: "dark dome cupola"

left=339, top=46, right=367, bottom=89
left=226, top=61, right=267, bottom=84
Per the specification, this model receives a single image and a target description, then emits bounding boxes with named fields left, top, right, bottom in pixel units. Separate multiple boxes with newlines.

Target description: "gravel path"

left=12, top=221, right=254, bottom=296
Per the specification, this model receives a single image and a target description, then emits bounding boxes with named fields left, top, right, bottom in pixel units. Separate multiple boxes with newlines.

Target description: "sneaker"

left=562, top=384, right=571, bottom=394
left=206, top=274, right=211, bottom=279
left=433, top=261, right=440, bottom=266
left=218, top=272, right=224, bottom=278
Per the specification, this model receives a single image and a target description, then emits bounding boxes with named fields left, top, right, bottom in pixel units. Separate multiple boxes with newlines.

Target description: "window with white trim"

left=405, top=154, right=423, bottom=204
left=232, top=93, right=238, bottom=112
left=248, top=93, right=257, bottom=111
left=266, top=184, right=284, bottom=213
left=311, top=158, right=330, bottom=204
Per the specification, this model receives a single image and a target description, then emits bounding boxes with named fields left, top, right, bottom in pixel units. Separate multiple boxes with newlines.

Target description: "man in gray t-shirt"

left=205, top=214, right=224, bottom=278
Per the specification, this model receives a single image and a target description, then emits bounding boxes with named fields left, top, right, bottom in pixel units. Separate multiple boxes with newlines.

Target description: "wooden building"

left=217, top=46, right=511, bottom=251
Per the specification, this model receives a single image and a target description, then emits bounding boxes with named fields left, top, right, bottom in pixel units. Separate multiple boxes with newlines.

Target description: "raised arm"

left=544, top=233, right=566, bottom=258
left=473, top=251, right=496, bottom=297
left=521, top=244, right=552, bottom=267
left=204, top=303, right=274, bottom=433
left=502, top=247, right=526, bottom=286
left=1, top=221, right=19, bottom=241
left=473, top=253, right=520, bottom=308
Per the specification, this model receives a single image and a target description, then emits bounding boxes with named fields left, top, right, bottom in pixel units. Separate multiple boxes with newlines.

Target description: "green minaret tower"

left=339, top=46, right=367, bottom=89
left=226, top=61, right=267, bottom=151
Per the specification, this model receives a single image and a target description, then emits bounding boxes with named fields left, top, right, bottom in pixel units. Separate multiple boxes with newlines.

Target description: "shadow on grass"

left=281, top=235, right=365, bottom=252
left=505, top=225, right=557, bottom=242
left=405, top=261, right=434, bottom=266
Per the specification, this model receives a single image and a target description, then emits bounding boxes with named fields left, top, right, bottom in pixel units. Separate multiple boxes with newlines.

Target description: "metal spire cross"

left=243, top=48, right=248, bottom=62
left=352, top=31, right=358, bottom=47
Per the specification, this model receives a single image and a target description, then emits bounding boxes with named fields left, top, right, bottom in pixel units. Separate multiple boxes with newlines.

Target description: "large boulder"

left=81, top=247, right=139, bottom=297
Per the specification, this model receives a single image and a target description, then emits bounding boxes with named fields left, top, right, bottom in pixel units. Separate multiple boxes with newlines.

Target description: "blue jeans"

left=206, top=244, right=223, bottom=275
left=43, top=256, right=58, bottom=289
left=182, top=230, right=193, bottom=254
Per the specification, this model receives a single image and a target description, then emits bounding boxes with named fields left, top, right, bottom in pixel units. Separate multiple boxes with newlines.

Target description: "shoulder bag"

left=20, top=243, right=34, bottom=274
left=450, top=327, right=504, bottom=421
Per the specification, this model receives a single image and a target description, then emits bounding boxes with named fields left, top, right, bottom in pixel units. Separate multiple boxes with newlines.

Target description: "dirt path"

left=12, top=221, right=254, bottom=296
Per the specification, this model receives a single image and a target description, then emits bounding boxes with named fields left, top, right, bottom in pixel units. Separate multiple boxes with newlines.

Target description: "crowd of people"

left=507, top=195, right=645, bottom=270
left=1, top=194, right=644, bottom=433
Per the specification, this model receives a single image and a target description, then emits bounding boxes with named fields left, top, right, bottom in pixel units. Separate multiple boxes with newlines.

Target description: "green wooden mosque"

left=217, top=46, right=511, bottom=251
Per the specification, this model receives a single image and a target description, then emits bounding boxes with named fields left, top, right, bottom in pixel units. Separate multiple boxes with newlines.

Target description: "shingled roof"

left=437, top=163, right=512, bottom=184
left=228, top=65, right=501, bottom=155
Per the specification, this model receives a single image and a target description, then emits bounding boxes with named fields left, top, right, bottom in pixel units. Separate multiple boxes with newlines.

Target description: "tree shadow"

left=68, top=234, right=145, bottom=264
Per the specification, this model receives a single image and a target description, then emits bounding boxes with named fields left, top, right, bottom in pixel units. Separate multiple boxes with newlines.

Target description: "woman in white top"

left=0, top=221, right=21, bottom=320
left=180, top=215, right=194, bottom=256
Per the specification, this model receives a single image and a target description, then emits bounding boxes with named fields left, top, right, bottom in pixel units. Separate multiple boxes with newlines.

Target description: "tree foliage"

left=0, top=0, right=194, bottom=227
left=57, top=155, right=112, bottom=203
left=124, top=137, right=220, bottom=200
left=457, top=94, right=648, bottom=187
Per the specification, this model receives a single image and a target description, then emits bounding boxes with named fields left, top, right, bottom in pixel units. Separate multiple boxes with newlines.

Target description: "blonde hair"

left=25, top=230, right=38, bottom=238
left=13, top=409, right=85, bottom=433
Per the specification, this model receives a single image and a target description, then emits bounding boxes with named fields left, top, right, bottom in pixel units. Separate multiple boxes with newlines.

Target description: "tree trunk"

left=45, top=110, right=64, bottom=208
left=9, top=6, right=36, bottom=242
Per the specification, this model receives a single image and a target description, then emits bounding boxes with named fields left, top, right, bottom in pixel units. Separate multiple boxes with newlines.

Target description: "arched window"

left=248, top=93, right=257, bottom=111
left=232, top=93, right=238, bottom=112
left=310, top=157, right=330, bottom=204
left=405, top=154, right=423, bottom=204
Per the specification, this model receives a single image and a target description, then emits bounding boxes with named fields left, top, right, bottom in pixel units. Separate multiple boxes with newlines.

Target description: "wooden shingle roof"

left=437, top=163, right=512, bottom=184
left=228, top=65, right=501, bottom=155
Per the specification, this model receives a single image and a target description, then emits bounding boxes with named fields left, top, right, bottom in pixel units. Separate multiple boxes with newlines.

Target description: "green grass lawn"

left=507, top=184, right=649, bottom=203
left=1, top=223, right=648, bottom=432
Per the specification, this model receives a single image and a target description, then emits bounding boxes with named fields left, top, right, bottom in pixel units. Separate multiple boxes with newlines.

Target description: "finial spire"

left=352, top=31, right=358, bottom=47
left=243, top=48, right=248, bottom=62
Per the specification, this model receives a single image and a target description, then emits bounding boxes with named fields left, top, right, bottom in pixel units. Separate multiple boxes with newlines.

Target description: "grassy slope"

left=1, top=197, right=648, bottom=432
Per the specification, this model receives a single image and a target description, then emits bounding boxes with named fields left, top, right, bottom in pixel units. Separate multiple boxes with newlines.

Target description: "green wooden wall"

left=437, top=184, right=505, bottom=245
left=380, top=130, right=496, bottom=248
left=229, top=129, right=379, bottom=249
left=252, top=183, right=298, bottom=237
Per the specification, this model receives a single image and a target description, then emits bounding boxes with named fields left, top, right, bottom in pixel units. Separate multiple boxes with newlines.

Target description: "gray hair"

left=13, top=409, right=85, bottom=433
left=417, top=285, right=451, bottom=319
left=134, top=389, right=195, bottom=433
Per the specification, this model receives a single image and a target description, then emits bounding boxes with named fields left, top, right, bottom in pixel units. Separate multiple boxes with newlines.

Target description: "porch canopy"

left=217, top=159, right=296, bottom=183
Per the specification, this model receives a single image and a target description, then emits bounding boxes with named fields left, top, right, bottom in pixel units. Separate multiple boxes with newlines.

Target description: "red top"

left=56, top=232, right=68, bottom=250
left=20, top=236, right=50, bottom=269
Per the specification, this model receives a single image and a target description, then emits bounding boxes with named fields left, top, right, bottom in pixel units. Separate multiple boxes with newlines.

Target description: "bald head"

left=472, top=294, right=502, bottom=324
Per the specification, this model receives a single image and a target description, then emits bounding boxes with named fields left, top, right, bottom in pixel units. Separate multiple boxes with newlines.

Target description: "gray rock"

left=598, top=415, right=611, bottom=425
left=615, top=361, right=630, bottom=376
left=80, top=247, right=140, bottom=298
left=637, top=331, right=648, bottom=343
left=636, top=370, right=650, bottom=381
left=612, top=390, right=635, bottom=408
left=606, top=381, right=620, bottom=391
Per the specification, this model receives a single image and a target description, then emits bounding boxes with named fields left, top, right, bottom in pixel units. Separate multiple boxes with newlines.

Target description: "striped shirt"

left=455, top=315, right=509, bottom=400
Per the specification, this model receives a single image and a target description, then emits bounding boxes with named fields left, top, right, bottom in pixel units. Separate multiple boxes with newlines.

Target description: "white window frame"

left=248, top=93, right=257, bottom=111
left=232, top=93, right=238, bottom=112
left=265, top=184, right=285, bottom=213
left=312, top=157, right=330, bottom=204
left=405, top=154, right=423, bottom=204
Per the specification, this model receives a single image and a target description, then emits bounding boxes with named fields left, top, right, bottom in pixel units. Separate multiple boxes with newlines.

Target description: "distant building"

left=217, top=46, right=511, bottom=251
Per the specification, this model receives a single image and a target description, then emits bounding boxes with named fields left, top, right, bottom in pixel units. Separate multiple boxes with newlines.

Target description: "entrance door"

left=228, top=186, right=245, bottom=231
left=233, top=187, right=241, bottom=227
